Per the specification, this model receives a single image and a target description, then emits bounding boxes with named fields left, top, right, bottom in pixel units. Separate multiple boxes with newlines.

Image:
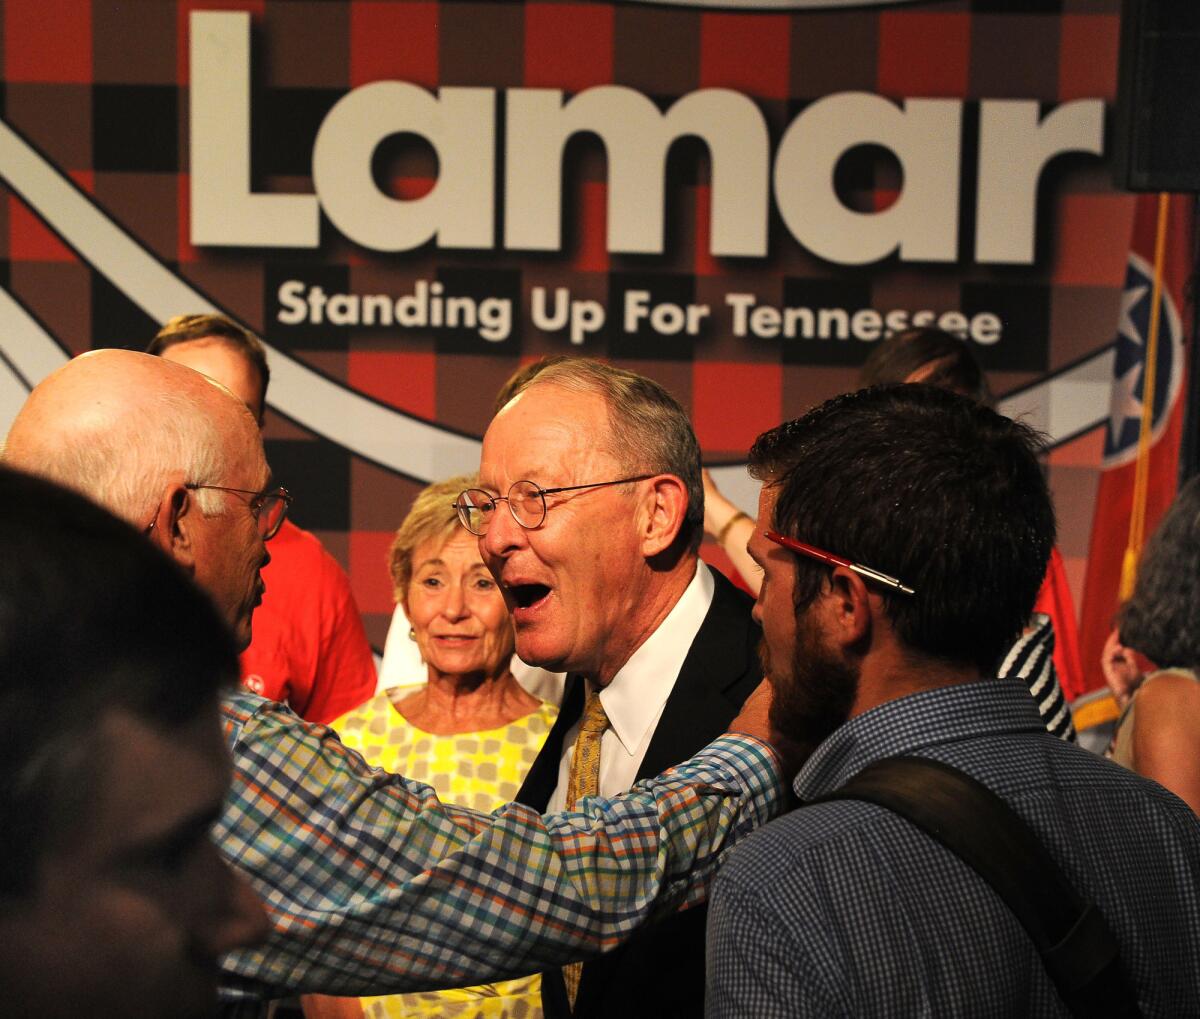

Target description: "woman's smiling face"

left=407, top=531, right=515, bottom=682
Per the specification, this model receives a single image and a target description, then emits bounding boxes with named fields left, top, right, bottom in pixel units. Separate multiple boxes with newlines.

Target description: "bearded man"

left=707, top=385, right=1200, bottom=1017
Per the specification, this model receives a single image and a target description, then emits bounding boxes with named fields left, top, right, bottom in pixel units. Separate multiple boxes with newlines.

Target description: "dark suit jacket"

left=515, top=564, right=762, bottom=1018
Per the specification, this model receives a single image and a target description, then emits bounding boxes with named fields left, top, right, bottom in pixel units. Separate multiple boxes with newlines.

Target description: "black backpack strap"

left=810, top=755, right=1141, bottom=1018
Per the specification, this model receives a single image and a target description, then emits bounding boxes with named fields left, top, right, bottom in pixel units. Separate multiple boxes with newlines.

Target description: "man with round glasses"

left=474, top=357, right=762, bottom=1018
left=3, top=348, right=789, bottom=1016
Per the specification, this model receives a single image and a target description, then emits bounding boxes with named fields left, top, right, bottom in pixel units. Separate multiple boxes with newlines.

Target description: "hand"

left=1101, top=628, right=1143, bottom=709
left=703, top=468, right=741, bottom=540
left=728, top=679, right=806, bottom=780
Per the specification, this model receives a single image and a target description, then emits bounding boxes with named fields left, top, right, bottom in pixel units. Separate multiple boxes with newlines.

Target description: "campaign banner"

left=0, top=0, right=1129, bottom=648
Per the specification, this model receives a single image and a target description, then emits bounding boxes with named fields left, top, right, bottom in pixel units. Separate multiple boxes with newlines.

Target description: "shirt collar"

left=793, top=679, right=1048, bottom=801
left=595, top=561, right=715, bottom=756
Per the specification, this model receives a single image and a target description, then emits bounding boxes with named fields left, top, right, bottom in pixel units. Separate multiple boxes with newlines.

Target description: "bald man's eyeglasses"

left=186, top=484, right=292, bottom=540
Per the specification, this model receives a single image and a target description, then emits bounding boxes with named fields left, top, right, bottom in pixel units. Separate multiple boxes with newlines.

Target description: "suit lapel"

left=635, top=567, right=761, bottom=782
left=518, top=569, right=760, bottom=798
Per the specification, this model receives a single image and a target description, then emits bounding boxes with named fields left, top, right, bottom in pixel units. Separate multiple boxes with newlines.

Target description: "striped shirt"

left=707, top=680, right=1200, bottom=1017
left=998, top=611, right=1076, bottom=741
left=214, top=689, right=783, bottom=1008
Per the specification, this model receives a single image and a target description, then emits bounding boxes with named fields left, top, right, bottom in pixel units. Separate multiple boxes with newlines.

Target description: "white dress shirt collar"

left=546, top=560, right=718, bottom=811
left=597, top=559, right=716, bottom=757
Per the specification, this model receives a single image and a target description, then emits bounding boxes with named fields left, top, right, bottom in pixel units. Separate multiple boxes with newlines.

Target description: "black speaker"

left=1113, top=2, right=1200, bottom=192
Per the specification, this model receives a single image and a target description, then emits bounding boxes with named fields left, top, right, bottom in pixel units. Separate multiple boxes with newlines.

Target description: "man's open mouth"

left=510, top=583, right=551, bottom=609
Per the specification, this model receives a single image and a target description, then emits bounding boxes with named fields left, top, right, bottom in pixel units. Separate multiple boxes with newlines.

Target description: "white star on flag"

left=1108, top=359, right=1144, bottom=446
left=1117, top=282, right=1148, bottom=344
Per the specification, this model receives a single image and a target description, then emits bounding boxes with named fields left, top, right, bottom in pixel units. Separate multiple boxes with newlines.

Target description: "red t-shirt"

left=240, top=519, right=377, bottom=723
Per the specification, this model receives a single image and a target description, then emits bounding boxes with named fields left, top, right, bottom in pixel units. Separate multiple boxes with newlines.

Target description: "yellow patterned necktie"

left=562, top=687, right=609, bottom=1009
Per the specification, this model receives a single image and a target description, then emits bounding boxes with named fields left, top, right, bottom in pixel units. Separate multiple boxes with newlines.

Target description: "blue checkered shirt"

left=214, top=690, right=783, bottom=1007
left=706, top=680, right=1200, bottom=1017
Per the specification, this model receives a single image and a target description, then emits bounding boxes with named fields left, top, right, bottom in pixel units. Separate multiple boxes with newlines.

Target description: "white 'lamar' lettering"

left=189, top=11, right=1105, bottom=265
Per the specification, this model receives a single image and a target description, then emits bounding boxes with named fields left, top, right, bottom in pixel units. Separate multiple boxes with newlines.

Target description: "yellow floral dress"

left=331, top=688, right=559, bottom=1019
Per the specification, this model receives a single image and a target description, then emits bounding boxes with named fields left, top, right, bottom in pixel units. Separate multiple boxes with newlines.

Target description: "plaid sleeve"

left=216, top=691, right=784, bottom=1000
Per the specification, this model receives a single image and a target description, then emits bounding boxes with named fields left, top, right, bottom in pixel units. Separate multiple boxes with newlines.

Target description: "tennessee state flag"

left=1077, top=194, right=1191, bottom=696
left=1033, top=547, right=1083, bottom=701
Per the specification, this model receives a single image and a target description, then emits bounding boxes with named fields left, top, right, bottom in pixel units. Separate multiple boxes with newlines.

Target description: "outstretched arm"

left=703, top=469, right=760, bottom=596
left=216, top=688, right=785, bottom=1001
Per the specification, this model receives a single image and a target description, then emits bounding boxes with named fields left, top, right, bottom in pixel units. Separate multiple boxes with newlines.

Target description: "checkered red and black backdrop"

left=0, top=0, right=1128, bottom=648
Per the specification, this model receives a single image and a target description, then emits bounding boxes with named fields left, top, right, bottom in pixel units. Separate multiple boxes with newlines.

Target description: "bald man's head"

left=4, top=349, right=271, bottom=648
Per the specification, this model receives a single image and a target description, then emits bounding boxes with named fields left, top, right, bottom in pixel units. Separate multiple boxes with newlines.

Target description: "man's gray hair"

left=507, top=358, right=703, bottom=552
left=17, top=388, right=230, bottom=525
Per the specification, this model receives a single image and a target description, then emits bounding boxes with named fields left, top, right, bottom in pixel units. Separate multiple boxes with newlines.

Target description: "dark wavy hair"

left=749, top=385, right=1054, bottom=674
left=1119, top=475, right=1200, bottom=668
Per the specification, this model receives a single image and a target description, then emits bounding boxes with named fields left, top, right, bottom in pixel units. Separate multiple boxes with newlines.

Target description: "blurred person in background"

left=859, top=323, right=993, bottom=400
left=1107, top=475, right=1200, bottom=814
left=148, top=314, right=376, bottom=723
left=304, top=475, right=557, bottom=1019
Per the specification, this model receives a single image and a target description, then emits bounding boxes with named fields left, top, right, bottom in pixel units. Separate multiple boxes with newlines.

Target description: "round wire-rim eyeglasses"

left=453, top=475, right=654, bottom=536
left=186, top=483, right=293, bottom=541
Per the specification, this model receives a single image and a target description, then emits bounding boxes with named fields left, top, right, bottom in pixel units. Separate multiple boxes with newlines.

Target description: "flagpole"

left=1178, top=196, right=1200, bottom=485
left=1119, top=192, right=1171, bottom=601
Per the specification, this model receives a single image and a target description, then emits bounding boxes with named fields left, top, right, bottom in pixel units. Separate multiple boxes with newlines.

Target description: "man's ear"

left=638, top=474, right=689, bottom=558
left=148, top=482, right=199, bottom=576
left=824, top=566, right=874, bottom=650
